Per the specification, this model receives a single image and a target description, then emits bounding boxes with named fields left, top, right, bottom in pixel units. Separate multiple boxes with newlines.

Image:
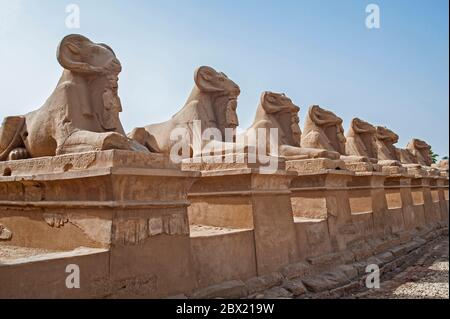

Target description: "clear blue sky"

left=0, top=0, right=448, bottom=157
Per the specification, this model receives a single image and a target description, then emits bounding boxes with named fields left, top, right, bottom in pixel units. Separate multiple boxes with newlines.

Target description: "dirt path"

left=356, top=237, right=449, bottom=299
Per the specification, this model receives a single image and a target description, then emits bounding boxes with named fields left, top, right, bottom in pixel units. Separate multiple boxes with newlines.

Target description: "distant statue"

left=345, top=118, right=378, bottom=161
left=0, top=34, right=148, bottom=161
left=405, top=138, right=433, bottom=167
left=375, top=126, right=400, bottom=161
left=129, top=66, right=243, bottom=157
left=242, top=92, right=339, bottom=160
left=301, top=105, right=369, bottom=163
left=433, top=159, right=449, bottom=175
left=374, top=126, right=403, bottom=167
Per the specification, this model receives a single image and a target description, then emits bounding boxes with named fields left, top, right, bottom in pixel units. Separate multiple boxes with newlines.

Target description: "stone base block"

left=344, top=161, right=379, bottom=173
left=381, top=165, right=407, bottom=175
left=182, top=153, right=285, bottom=172
left=286, top=158, right=346, bottom=174
left=0, top=150, right=199, bottom=298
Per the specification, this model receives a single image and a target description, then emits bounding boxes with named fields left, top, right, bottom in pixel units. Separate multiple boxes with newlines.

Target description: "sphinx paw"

left=315, top=150, right=340, bottom=160
left=7, top=148, right=29, bottom=161
left=101, top=132, right=131, bottom=151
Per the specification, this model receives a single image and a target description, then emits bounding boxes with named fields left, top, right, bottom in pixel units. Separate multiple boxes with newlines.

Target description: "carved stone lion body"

left=129, top=66, right=241, bottom=157
left=242, top=92, right=339, bottom=159
left=0, top=34, right=147, bottom=161
left=301, top=105, right=368, bottom=163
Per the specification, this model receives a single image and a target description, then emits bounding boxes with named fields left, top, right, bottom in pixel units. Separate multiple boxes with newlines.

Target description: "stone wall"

left=0, top=151, right=447, bottom=298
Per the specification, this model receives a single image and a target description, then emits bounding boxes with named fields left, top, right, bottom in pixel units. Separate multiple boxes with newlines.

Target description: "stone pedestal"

left=287, top=160, right=357, bottom=252
left=381, top=165, right=407, bottom=175
left=344, top=161, right=378, bottom=173
left=182, top=156, right=300, bottom=276
left=412, top=177, right=441, bottom=227
left=404, top=164, right=428, bottom=178
left=0, top=150, right=199, bottom=298
left=434, top=177, right=449, bottom=225
left=385, top=175, right=421, bottom=232
left=347, top=172, right=390, bottom=237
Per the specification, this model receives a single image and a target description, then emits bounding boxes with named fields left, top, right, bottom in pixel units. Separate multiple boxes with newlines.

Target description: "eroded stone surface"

left=282, top=278, right=307, bottom=296
left=242, top=92, right=339, bottom=160
left=190, top=280, right=247, bottom=299
left=130, top=66, right=242, bottom=158
left=346, top=118, right=378, bottom=161
left=301, top=105, right=369, bottom=165
left=0, top=35, right=148, bottom=162
left=245, top=272, right=283, bottom=295
left=0, top=224, right=13, bottom=240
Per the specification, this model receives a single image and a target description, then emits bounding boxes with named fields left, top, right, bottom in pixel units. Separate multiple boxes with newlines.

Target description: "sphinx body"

left=345, top=118, right=407, bottom=172
left=375, top=126, right=401, bottom=162
left=405, top=138, right=433, bottom=166
left=437, top=159, right=449, bottom=171
left=129, top=66, right=243, bottom=158
left=401, top=138, right=440, bottom=175
left=0, top=34, right=147, bottom=161
left=242, top=92, right=339, bottom=160
left=373, top=126, right=404, bottom=168
left=301, top=105, right=369, bottom=164
left=433, top=159, right=449, bottom=177
left=345, top=118, right=378, bottom=162
left=378, top=133, right=440, bottom=176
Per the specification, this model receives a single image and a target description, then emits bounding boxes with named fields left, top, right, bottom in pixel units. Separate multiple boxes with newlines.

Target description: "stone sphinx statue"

left=129, top=66, right=242, bottom=158
left=374, top=126, right=405, bottom=168
left=301, top=105, right=369, bottom=164
left=399, top=138, right=439, bottom=176
left=404, top=138, right=433, bottom=166
left=398, top=145, right=419, bottom=165
left=374, top=126, right=401, bottom=163
left=345, top=118, right=378, bottom=161
left=242, top=92, right=339, bottom=160
left=437, top=159, right=448, bottom=170
left=433, top=159, right=449, bottom=176
left=0, top=34, right=147, bottom=161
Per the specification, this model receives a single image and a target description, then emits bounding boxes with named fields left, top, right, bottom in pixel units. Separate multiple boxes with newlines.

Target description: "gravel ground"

left=358, top=237, right=449, bottom=299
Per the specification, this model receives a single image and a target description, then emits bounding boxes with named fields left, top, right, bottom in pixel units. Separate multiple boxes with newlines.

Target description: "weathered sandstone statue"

left=396, top=138, right=441, bottom=176
left=0, top=34, right=147, bottom=161
left=301, top=105, right=368, bottom=163
left=242, top=92, right=339, bottom=160
left=129, top=66, right=242, bottom=157
left=374, top=126, right=401, bottom=163
left=404, top=138, right=442, bottom=175
left=346, top=118, right=405, bottom=173
left=373, top=126, right=407, bottom=170
left=433, top=159, right=449, bottom=177
left=345, top=118, right=378, bottom=161
left=436, top=159, right=449, bottom=171
left=405, top=138, right=433, bottom=166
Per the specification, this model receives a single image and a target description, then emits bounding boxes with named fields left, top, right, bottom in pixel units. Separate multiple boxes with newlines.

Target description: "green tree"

left=442, top=156, right=449, bottom=160
left=429, top=149, right=439, bottom=164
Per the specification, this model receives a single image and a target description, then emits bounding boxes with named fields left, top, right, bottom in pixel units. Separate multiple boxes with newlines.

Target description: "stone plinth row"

left=0, top=151, right=448, bottom=298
